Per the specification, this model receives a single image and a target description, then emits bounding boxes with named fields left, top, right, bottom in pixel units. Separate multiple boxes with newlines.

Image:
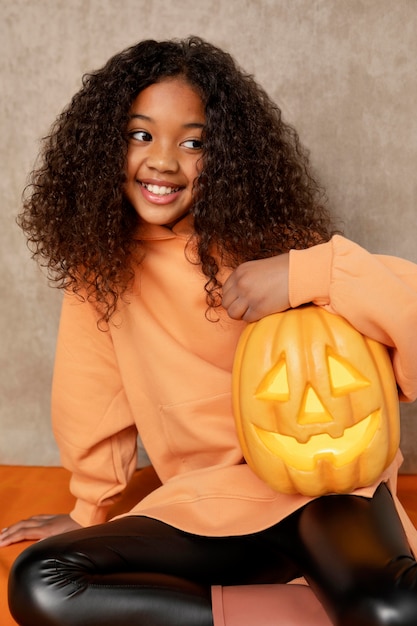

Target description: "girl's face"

left=125, top=78, right=205, bottom=228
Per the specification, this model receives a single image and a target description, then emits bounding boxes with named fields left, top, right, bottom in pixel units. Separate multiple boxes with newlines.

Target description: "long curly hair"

left=18, top=36, right=337, bottom=323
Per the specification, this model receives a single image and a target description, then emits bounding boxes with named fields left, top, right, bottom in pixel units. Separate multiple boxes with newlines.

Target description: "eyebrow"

left=129, top=113, right=204, bottom=129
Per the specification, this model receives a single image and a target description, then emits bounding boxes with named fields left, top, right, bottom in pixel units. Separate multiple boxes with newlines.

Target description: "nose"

left=146, top=141, right=179, bottom=173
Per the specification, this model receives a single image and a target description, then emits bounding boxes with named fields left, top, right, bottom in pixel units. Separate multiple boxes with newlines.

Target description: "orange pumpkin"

left=232, top=306, right=400, bottom=496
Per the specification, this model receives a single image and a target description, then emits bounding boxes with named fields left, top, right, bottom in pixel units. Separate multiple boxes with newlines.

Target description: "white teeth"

left=143, top=183, right=179, bottom=196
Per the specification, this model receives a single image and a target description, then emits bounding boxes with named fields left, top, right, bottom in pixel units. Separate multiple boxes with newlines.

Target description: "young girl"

left=3, top=36, right=417, bottom=626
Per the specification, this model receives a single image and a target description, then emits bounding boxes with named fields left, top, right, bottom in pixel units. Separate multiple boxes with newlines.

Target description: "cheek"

left=125, top=149, right=139, bottom=180
left=122, top=176, right=136, bottom=206
left=186, top=155, right=203, bottom=186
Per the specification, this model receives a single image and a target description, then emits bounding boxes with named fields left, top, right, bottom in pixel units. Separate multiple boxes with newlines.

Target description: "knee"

left=8, top=542, right=48, bottom=624
left=8, top=538, right=78, bottom=625
left=336, top=588, right=417, bottom=626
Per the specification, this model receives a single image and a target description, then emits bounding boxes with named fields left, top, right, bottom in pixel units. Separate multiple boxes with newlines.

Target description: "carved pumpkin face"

left=232, top=306, right=400, bottom=496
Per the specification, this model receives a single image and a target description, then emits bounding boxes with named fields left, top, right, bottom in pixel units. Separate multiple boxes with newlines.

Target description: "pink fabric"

left=211, top=583, right=332, bottom=626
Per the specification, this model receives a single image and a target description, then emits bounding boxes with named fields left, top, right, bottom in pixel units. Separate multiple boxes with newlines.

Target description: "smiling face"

left=124, top=78, right=205, bottom=228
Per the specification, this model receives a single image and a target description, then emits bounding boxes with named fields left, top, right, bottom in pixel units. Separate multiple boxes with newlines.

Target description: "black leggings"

left=8, top=483, right=417, bottom=626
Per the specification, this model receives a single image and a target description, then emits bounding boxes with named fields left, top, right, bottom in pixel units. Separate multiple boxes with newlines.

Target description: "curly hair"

left=18, top=36, right=337, bottom=323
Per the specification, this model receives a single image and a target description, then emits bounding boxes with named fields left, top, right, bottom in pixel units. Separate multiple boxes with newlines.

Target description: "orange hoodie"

left=51, top=218, right=417, bottom=547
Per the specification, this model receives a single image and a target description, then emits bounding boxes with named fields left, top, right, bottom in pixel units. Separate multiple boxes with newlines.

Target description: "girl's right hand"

left=222, top=254, right=290, bottom=322
left=0, top=514, right=82, bottom=547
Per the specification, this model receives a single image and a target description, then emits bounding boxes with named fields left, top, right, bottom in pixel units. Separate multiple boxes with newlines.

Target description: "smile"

left=253, top=410, right=381, bottom=470
left=141, top=182, right=181, bottom=196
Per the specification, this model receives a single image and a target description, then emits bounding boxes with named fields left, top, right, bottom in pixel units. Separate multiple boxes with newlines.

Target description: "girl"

left=4, top=36, right=417, bottom=626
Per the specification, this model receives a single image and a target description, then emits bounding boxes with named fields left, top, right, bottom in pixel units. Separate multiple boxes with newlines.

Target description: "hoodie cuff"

left=288, top=239, right=333, bottom=308
left=70, top=499, right=110, bottom=527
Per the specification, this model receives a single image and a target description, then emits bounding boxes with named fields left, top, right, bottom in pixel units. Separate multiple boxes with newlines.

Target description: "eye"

left=129, top=130, right=152, bottom=143
left=181, top=138, right=203, bottom=150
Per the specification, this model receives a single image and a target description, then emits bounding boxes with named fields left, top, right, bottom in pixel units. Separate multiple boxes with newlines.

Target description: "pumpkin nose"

left=297, top=384, right=333, bottom=425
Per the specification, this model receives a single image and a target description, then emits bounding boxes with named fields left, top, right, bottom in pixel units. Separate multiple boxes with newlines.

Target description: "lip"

left=138, top=179, right=183, bottom=205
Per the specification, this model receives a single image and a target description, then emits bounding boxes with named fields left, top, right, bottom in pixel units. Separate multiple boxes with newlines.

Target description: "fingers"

left=221, top=279, right=238, bottom=313
left=0, top=523, right=42, bottom=547
left=224, top=297, right=249, bottom=321
left=222, top=271, right=251, bottom=320
left=0, top=527, right=8, bottom=540
left=0, top=515, right=65, bottom=547
left=222, top=255, right=291, bottom=321
left=222, top=278, right=265, bottom=322
left=0, top=514, right=82, bottom=548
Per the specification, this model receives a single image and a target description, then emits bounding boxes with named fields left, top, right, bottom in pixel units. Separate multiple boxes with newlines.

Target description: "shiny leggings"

left=8, top=483, right=417, bottom=626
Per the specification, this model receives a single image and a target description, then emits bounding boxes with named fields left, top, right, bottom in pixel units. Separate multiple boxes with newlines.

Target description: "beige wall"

left=1, top=0, right=417, bottom=470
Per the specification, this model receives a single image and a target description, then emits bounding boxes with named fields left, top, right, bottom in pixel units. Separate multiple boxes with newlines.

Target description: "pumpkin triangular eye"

left=256, top=358, right=289, bottom=401
left=327, top=348, right=370, bottom=395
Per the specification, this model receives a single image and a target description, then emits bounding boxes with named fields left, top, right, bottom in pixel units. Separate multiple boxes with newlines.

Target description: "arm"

left=51, top=291, right=138, bottom=527
left=289, top=235, right=417, bottom=402
left=222, top=235, right=417, bottom=402
left=0, top=293, right=138, bottom=546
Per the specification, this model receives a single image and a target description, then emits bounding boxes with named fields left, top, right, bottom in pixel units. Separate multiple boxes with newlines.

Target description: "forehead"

left=130, top=79, right=205, bottom=123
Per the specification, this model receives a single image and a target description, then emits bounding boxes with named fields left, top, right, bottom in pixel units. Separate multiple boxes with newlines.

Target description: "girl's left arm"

left=223, top=234, right=417, bottom=402
left=289, top=235, right=417, bottom=402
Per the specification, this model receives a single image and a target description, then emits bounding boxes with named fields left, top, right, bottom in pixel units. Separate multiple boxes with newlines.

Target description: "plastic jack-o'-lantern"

left=232, top=305, right=400, bottom=496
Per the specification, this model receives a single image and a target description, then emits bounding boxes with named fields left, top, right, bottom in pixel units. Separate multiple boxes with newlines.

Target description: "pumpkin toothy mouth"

left=253, top=410, right=381, bottom=471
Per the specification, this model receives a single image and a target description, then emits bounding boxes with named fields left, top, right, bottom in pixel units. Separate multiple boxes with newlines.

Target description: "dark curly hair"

left=18, top=36, right=337, bottom=323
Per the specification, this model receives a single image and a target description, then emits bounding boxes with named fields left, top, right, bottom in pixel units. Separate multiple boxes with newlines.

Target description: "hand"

left=222, top=254, right=290, bottom=322
left=0, top=514, right=81, bottom=547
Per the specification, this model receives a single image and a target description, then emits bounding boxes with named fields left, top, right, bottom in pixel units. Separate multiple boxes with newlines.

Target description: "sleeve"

left=288, top=234, right=417, bottom=403
left=51, top=292, right=138, bottom=527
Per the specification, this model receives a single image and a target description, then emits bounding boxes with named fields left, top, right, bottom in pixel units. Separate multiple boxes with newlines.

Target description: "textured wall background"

left=1, top=0, right=416, bottom=470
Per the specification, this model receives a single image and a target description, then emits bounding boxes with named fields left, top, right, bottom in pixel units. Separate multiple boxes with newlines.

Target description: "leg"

left=293, top=483, right=417, bottom=626
left=8, top=515, right=298, bottom=626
